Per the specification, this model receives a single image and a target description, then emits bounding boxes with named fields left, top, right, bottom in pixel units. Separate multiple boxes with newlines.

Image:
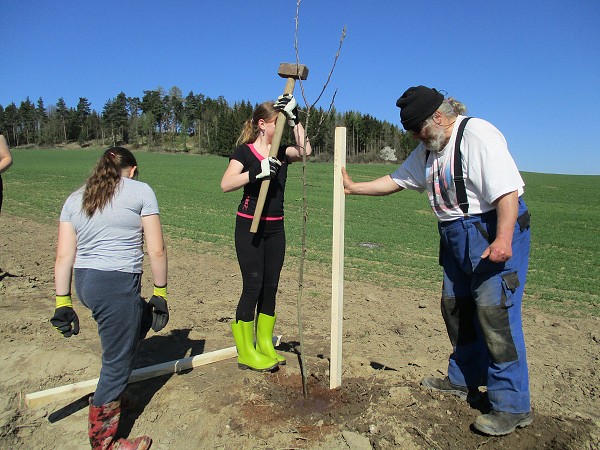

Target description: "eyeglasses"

left=410, top=119, right=427, bottom=134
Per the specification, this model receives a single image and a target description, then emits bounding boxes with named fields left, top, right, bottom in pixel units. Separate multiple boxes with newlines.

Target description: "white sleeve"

left=463, top=119, right=524, bottom=204
left=390, top=145, right=428, bottom=193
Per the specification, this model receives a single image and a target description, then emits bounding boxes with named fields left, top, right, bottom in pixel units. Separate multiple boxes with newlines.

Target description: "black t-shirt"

left=230, top=143, right=290, bottom=219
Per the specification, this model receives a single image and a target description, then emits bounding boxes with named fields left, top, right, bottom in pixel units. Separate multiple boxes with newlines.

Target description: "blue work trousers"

left=75, top=269, right=152, bottom=406
left=438, top=197, right=531, bottom=413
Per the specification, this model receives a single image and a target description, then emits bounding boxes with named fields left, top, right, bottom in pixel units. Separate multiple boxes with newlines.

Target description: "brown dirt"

left=0, top=213, right=599, bottom=449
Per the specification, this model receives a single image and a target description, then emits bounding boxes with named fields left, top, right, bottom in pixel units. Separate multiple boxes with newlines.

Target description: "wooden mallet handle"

left=250, top=63, right=308, bottom=233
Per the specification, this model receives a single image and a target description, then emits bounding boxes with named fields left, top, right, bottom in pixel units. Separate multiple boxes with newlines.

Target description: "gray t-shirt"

left=60, top=177, right=160, bottom=273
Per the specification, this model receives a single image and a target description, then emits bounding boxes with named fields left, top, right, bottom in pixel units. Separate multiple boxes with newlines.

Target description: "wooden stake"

left=330, top=127, right=346, bottom=389
left=26, top=337, right=280, bottom=408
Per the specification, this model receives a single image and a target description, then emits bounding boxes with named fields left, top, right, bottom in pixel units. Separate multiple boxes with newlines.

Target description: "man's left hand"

left=481, top=238, right=512, bottom=263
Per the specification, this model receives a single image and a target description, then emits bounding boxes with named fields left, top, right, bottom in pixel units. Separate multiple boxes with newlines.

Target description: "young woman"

left=221, top=95, right=311, bottom=371
left=52, top=147, right=168, bottom=450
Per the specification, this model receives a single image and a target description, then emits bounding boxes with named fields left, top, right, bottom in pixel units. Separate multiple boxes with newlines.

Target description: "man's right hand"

left=341, top=167, right=354, bottom=194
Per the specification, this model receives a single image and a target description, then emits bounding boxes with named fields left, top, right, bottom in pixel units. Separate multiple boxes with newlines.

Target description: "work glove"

left=50, top=295, right=80, bottom=338
left=274, top=94, right=299, bottom=127
left=148, top=285, right=169, bottom=332
left=248, top=157, right=282, bottom=183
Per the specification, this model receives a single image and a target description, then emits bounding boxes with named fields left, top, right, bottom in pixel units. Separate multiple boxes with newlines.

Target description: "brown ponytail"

left=235, top=101, right=279, bottom=145
left=82, top=147, right=137, bottom=217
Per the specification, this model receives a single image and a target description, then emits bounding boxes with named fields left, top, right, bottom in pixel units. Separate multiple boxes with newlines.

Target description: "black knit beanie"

left=396, top=86, right=444, bottom=132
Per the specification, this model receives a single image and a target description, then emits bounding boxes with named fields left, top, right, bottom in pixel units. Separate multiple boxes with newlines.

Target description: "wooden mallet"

left=250, top=62, right=309, bottom=233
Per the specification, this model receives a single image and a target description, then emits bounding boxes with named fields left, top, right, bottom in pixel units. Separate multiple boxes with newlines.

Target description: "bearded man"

left=342, top=86, right=532, bottom=436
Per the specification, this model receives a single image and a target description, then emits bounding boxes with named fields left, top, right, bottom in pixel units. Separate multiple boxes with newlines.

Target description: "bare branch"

left=294, top=0, right=346, bottom=111
left=309, top=88, right=338, bottom=144
left=306, top=26, right=346, bottom=109
left=291, top=0, right=346, bottom=399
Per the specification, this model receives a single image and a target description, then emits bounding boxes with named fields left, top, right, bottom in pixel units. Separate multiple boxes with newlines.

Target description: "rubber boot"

left=255, top=313, right=286, bottom=365
left=231, top=320, right=278, bottom=372
left=88, top=398, right=152, bottom=450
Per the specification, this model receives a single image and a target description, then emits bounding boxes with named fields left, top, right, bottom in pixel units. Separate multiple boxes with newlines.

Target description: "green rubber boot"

left=256, top=313, right=286, bottom=365
left=231, top=320, right=278, bottom=372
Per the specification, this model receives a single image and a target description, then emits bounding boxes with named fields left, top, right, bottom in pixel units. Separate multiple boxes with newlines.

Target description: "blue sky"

left=1, top=0, right=599, bottom=175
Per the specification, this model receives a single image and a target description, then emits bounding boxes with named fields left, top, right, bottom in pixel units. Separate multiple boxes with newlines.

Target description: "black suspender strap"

left=453, top=117, right=471, bottom=215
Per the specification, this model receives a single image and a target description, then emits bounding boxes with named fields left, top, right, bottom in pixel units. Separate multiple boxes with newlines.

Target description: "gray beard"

left=423, top=126, right=447, bottom=152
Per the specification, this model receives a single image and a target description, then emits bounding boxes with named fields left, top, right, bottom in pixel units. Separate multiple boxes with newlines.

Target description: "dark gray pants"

left=75, top=269, right=151, bottom=406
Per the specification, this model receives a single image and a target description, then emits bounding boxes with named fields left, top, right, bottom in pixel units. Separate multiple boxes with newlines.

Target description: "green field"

left=3, top=148, right=599, bottom=316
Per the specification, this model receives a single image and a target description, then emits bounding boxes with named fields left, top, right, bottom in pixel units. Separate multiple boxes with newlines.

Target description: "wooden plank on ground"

left=26, top=335, right=283, bottom=408
left=330, top=126, right=346, bottom=389
left=25, top=345, right=237, bottom=408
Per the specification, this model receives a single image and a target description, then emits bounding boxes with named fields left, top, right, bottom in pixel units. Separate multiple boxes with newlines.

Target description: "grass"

left=3, top=148, right=599, bottom=316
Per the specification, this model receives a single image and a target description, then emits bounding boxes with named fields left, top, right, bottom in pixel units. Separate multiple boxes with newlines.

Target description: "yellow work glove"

left=148, top=285, right=169, bottom=332
left=50, top=295, right=80, bottom=337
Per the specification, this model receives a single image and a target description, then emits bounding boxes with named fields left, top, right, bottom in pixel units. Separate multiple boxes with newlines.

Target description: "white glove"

left=274, top=94, right=299, bottom=127
left=250, top=157, right=282, bottom=182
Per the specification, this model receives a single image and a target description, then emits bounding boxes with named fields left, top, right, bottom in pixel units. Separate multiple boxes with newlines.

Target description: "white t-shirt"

left=390, top=116, right=524, bottom=222
left=60, top=177, right=160, bottom=273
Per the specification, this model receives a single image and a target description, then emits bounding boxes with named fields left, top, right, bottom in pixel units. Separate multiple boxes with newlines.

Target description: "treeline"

left=0, top=86, right=417, bottom=162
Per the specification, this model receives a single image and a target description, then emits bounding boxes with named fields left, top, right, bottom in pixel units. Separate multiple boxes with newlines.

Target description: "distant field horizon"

left=4, top=148, right=599, bottom=316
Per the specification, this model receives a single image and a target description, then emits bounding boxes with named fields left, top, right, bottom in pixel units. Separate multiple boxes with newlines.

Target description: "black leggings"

left=234, top=216, right=285, bottom=322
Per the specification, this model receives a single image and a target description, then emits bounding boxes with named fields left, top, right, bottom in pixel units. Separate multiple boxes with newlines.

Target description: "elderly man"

left=342, top=86, right=532, bottom=436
